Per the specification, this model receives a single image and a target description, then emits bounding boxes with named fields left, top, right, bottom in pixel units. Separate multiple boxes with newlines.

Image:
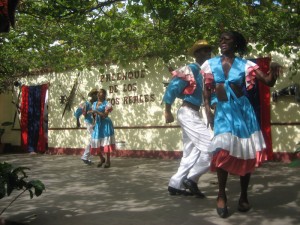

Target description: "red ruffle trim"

left=171, top=69, right=196, bottom=95
left=256, top=149, right=268, bottom=167
left=246, top=65, right=259, bottom=90
left=105, top=105, right=113, bottom=113
left=102, top=144, right=115, bottom=153
left=92, top=144, right=116, bottom=153
left=201, top=72, right=215, bottom=91
left=211, top=149, right=266, bottom=176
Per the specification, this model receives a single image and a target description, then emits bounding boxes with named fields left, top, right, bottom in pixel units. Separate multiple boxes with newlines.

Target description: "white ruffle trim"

left=91, top=136, right=115, bottom=148
left=209, top=131, right=266, bottom=160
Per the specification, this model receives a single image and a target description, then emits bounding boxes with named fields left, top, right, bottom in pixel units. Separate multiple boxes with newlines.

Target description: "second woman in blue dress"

left=89, top=89, right=115, bottom=168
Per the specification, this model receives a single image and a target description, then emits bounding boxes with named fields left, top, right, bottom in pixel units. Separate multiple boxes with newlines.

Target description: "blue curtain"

left=27, top=86, right=42, bottom=152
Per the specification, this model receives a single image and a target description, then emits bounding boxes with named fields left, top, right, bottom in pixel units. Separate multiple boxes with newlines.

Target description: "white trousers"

left=81, top=122, right=94, bottom=160
left=168, top=106, right=212, bottom=189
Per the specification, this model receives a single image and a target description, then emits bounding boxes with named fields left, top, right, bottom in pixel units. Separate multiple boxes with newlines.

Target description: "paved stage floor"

left=0, top=154, right=299, bottom=225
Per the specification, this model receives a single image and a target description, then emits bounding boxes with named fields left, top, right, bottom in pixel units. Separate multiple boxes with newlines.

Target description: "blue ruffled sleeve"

left=162, top=77, right=188, bottom=105
left=74, top=108, right=83, bottom=119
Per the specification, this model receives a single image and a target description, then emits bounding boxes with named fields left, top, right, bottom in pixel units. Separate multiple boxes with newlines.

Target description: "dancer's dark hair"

left=223, top=31, right=248, bottom=56
left=100, top=88, right=107, bottom=99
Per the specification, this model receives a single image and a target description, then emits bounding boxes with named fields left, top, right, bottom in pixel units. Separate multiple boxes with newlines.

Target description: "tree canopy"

left=0, top=0, right=299, bottom=92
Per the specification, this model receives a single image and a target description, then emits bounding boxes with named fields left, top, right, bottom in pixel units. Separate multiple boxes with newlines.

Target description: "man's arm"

left=164, top=104, right=174, bottom=123
left=162, top=77, right=188, bottom=124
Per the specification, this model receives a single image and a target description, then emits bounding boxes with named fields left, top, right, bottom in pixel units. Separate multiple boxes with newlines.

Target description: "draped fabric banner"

left=0, top=0, right=20, bottom=33
left=248, top=57, right=273, bottom=161
left=21, top=84, right=48, bottom=153
left=20, top=86, right=29, bottom=151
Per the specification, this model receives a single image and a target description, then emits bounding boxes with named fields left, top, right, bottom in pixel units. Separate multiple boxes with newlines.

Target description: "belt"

left=182, top=101, right=200, bottom=111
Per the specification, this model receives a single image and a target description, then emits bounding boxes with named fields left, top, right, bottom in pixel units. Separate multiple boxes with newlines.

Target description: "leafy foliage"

left=0, top=162, right=45, bottom=215
left=0, top=0, right=299, bottom=92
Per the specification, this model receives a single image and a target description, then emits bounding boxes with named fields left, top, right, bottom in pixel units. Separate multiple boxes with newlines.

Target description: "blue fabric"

left=74, top=108, right=83, bottom=118
left=74, top=101, right=94, bottom=124
left=209, top=56, right=246, bottom=86
left=214, top=81, right=260, bottom=138
left=91, top=100, right=114, bottom=139
left=210, top=56, right=260, bottom=121
left=28, top=86, right=41, bottom=152
left=162, top=77, right=188, bottom=104
left=207, top=57, right=261, bottom=138
left=162, top=63, right=203, bottom=106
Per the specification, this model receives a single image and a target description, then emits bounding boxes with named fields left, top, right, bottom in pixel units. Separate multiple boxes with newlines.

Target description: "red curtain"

left=20, top=86, right=29, bottom=151
left=248, top=57, right=273, bottom=163
left=20, top=84, right=48, bottom=153
left=0, top=0, right=19, bottom=33
left=256, top=57, right=273, bottom=160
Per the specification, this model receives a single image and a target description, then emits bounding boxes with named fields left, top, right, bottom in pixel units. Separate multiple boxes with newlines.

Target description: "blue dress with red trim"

left=90, top=100, right=115, bottom=153
left=201, top=56, right=266, bottom=176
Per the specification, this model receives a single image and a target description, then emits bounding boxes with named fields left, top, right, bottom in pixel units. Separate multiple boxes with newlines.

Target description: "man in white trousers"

left=74, top=88, right=98, bottom=165
left=162, top=40, right=213, bottom=198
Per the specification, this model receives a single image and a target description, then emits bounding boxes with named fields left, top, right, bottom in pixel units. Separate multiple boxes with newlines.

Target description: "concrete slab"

left=0, top=154, right=299, bottom=225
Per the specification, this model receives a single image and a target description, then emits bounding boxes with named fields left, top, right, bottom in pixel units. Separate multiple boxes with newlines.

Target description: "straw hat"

left=88, top=88, right=98, bottom=97
left=188, top=40, right=212, bottom=56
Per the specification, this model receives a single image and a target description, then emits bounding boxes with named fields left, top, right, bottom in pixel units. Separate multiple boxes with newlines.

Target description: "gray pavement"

left=0, top=154, right=299, bottom=225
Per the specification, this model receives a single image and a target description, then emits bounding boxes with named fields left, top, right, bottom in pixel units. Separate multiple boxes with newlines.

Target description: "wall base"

left=2, top=146, right=300, bottom=163
left=46, top=147, right=183, bottom=159
left=45, top=147, right=300, bottom=162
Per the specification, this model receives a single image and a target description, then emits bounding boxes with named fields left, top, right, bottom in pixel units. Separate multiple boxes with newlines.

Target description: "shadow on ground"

left=0, top=154, right=299, bottom=225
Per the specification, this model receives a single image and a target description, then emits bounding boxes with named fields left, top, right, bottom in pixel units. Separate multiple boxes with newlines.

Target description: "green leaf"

left=28, top=180, right=46, bottom=197
left=0, top=0, right=299, bottom=92
left=12, top=167, right=30, bottom=177
left=28, top=189, right=33, bottom=199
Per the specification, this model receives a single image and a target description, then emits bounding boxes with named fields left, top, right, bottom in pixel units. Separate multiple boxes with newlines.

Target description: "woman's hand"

left=256, top=62, right=282, bottom=87
left=269, top=62, right=282, bottom=80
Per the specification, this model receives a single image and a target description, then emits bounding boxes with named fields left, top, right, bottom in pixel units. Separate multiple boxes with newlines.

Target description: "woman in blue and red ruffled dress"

left=201, top=31, right=282, bottom=218
left=89, top=89, right=115, bottom=168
